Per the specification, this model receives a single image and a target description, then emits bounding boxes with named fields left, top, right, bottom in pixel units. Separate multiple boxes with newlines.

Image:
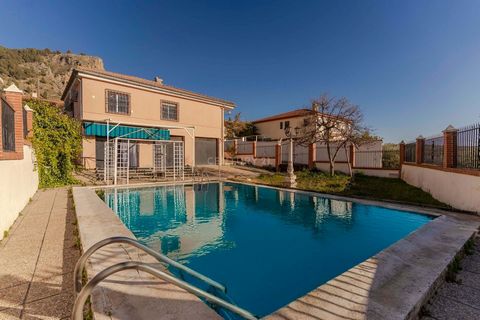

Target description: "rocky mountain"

left=0, top=46, right=104, bottom=100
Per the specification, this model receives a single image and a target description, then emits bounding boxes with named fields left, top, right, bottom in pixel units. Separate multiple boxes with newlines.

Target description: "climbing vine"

left=26, top=99, right=82, bottom=187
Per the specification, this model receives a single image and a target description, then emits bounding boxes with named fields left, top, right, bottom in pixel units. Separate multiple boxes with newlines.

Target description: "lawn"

left=249, top=170, right=450, bottom=209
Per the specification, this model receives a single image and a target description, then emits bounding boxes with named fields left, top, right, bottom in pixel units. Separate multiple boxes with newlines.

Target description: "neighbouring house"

left=0, top=84, right=38, bottom=239
left=237, top=108, right=391, bottom=176
left=252, top=109, right=314, bottom=140
left=61, top=68, right=235, bottom=178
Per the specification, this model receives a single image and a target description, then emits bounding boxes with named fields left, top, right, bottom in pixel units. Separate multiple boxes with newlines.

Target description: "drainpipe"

left=221, top=107, right=225, bottom=166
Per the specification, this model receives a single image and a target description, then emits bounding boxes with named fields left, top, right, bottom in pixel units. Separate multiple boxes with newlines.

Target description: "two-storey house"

left=61, top=68, right=235, bottom=175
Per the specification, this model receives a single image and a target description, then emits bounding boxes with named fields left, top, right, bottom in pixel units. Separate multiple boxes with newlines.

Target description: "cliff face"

left=0, top=46, right=104, bottom=100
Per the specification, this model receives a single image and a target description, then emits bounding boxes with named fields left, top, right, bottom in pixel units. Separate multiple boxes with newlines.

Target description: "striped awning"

left=83, top=122, right=170, bottom=140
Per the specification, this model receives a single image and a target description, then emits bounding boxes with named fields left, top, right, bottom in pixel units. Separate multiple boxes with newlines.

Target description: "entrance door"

left=127, top=142, right=139, bottom=168
left=95, top=137, right=106, bottom=169
left=195, top=138, right=218, bottom=165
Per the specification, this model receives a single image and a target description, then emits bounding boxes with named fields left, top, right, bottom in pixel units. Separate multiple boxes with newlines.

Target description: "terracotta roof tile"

left=252, top=109, right=314, bottom=123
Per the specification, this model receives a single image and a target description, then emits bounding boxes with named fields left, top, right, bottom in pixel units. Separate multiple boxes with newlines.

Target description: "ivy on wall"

left=26, top=99, right=82, bottom=187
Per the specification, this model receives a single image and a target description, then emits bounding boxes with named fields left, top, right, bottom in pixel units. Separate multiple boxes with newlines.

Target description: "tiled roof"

left=252, top=109, right=314, bottom=123
left=62, top=67, right=235, bottom=107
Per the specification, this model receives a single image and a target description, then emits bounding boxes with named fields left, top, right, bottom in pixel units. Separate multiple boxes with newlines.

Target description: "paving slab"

left=424, top=294, right=480, bottom=320
left=0, top=284, right=29, bottom=311
left=457, top=270, right=480, bottom=290
left=0, top=307, right=22, bottom=320
left=22, top=292, right=74, bottom=320
left=0, top=188, right=79, bottom=320
left=421, top=235, right=480, bottom=320
left=437, top=282, right=480, bottom=310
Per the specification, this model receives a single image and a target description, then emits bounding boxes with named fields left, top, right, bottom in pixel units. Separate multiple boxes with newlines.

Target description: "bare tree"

left=296, top=94, right=373, bottom=176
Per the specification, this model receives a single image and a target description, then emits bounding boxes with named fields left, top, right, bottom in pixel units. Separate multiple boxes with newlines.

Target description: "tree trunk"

left=326, top=141, right=335, bottom=176
left=345, top=145, right=353, bottom=178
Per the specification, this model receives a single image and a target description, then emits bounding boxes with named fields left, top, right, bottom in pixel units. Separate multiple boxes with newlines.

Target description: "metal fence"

left=405, top=142, right=416, bottom=163
left=355, top=148, right=400, bottom=169
left=355, top=151, right=381, bottom=168
left=423, top=135, right=444, bottom=166
left=236, top=141, right=254, bottom=154
left=224, top=140, right=234, bottom=153
left=256, top=142, right=276, bottom=158
left=457, top=123, right=480, bottom=169
left=293, top=143, right=309, bottom=165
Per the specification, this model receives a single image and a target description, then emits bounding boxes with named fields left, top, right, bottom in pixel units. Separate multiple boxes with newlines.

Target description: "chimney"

left=154, top=76, right=163, bottom=85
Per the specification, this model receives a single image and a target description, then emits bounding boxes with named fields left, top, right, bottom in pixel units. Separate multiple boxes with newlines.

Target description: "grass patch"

left=446, top=256, right=462, bottom=283
left=95, top=189, right=105, bottom=201
left=253, top=170, right=449, bottom=209
left=464, top=238, right=475, bottom=256
left=341, top=174, right=448, bottom=208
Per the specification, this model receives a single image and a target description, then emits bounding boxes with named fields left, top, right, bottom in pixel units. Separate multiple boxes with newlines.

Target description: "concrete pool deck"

left=0, top=188, right=80, bottom=319
left=72, top=182, right=480, bottom=320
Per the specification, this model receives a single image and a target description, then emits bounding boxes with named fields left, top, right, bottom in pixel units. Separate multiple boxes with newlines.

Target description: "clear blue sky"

left=1, top=0, right=480, bottom=142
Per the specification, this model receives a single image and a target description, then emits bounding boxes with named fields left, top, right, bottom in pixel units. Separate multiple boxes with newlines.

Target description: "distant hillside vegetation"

left=0, top=46, right=104, bottom=100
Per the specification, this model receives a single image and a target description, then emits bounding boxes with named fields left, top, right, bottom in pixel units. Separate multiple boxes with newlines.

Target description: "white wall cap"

left=4, top=83, right=23, bottom=93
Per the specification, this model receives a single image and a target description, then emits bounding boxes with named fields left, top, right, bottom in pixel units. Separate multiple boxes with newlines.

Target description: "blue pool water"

left=104, top=182, right=432, bottom=317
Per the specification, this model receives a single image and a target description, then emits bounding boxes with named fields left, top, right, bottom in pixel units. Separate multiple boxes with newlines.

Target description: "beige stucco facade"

left=254, top=115, right=307, bottom=140
left=63, top=69, right=234, bottom=169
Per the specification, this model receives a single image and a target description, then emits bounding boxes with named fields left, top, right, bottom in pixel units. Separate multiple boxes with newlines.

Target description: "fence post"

left=233, top=139, right=238, bottom=155
left=399, top=141, right=405, bottom=166
left=443, top=125, right=458, bottom=168
left=275, top=142, right=281, bottom=171
left=349, top=144, right=355, bottom=168
left=252, top=141, right=257, bottom=158
left=415, top=135, right=425, bottom=164
left=308, top=143, right=316, bottom=169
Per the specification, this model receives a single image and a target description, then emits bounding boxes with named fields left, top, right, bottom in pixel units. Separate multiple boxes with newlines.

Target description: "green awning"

left=83, top=122, right=170, bottom=140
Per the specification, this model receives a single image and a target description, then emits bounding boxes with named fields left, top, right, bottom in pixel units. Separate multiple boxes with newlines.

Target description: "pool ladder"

left=72, top=236, right=258, bottom=320
left=194, top=167, right=212, bottom=183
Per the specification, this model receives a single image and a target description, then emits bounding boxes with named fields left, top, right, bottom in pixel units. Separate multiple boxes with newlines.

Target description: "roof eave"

left=70, top=69, right=235, bottom=108
left=60, top=69, right=79, bottom=101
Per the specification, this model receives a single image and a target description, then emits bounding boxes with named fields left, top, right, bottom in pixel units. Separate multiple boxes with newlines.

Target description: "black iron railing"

left=457, top=123, right=480, bottom=169
left=423, top=135, right=444, bottom=166
left=405, top=142, right=416, bottom=163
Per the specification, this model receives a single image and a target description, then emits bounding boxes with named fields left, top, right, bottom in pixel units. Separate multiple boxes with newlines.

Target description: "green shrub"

left=27, top=99, right=82, bottom=187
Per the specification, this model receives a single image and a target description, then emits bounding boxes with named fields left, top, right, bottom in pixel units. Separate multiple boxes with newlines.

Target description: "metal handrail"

left=74, top=236, right=226, bottom=294
left=193, top=168, right=211, bottom=183
left=201, top=170, right=211, bottom=182
left=72, top=261, right=258, bottom=320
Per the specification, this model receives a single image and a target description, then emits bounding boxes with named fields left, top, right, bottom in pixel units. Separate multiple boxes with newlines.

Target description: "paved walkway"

left=422, top=235, right=480, bottom=320
left=0, top=188, right=79, bottom=320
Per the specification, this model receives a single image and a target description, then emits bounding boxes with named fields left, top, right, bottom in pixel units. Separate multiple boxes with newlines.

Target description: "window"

left=303, top=118, right=310, bottom=126
left=284, top=121, right=290, bottom=129
left=280, top=122, right=283, bottom=129
left=161, top=101, right=178, bottom=121
left=2, top=100, right=15, bottom=151
left=106, top=90, right=130, bottom=114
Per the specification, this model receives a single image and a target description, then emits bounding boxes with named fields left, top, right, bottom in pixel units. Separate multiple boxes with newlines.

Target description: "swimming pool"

left=103, top=182, right=432, bottom=318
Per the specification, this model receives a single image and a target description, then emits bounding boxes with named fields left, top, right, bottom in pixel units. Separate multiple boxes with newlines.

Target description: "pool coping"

left=75, top=181, right=480, bottom=320
left=72, top=186, right=223, bottom=320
